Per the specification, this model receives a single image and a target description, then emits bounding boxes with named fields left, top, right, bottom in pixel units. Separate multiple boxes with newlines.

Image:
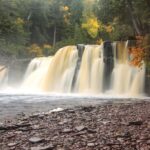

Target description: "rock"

left=75, top=125, right=86, bottom=132
left=128, top=121, right=143, bottom=126
left=58, top=119, right=69, bottom=125
left=29, top=137, right=43, bottom=143
left=102, top=121, right=111, bottom=125
left=8, top=143, right=17, bottom=147
left=82, top=106, right=94, bottom=112
left=123, top=131, right=131, bottom=138
left=0, top=102, right=150, bottom=150
left=62, top=128, right=72, bottom=133
left=87, top=143, right=95, bottom=147
left=147, top=140, right=150, bottom=145
left=32, top=125, right=40, bottom=129
left=31, top=144, right=54, bottom=150
left=9, top=147, right=16, bottom=150
left=67, top=109, right=75, bottom=113
left=87, top=129, right=97, bottom=133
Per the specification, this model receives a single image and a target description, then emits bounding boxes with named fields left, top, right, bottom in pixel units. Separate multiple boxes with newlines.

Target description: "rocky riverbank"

left=0, top=101, right=150, bottom=150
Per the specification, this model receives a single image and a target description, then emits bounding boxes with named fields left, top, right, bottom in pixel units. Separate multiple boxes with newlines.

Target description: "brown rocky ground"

left=0, top=101, right=150, bottom=150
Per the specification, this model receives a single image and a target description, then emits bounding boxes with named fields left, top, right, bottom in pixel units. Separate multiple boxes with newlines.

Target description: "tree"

left=82, top=17, right=100, bottom=38
left=0, top=0, right=29, bottom=57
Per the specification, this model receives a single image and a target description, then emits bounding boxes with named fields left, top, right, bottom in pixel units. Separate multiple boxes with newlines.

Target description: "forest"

left=0, top=0, right=149, bottom=65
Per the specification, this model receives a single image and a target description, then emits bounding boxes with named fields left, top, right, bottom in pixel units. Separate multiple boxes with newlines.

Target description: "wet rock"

left=29, top=137, right=44, bottom=143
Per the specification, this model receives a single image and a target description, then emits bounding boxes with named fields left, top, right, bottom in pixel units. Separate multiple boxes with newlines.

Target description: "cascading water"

left=0, top=42, right=146, bottom=96
left=0, top=66, right=8, bottom=88
left=22, top=57, right=53, bottom=91
left=111, top=41, right=145, bottom=96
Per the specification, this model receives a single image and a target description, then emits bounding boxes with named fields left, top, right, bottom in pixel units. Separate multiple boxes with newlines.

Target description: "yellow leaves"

left=63, top=14, right=70, bottom=24
left=96, top=38, right=103, bottom=44
left=15, top=18, right=24, bottom=25
left=82, top=17, right=100, bottom=38
left=43, top=44, right=52, bottom=49
left=129, top=47, right=145, bottom=67
left=27, top=44, right=43, bottom=57
left=63, top=6, right=69, bottom=11
left=81, top=16, right=113, bottom=38
left=129, top=36, right=145, bottom=68
left=27, top=44, right=52, bottom=57
left=61, top=6, right=70, bottom=24
left=104, top=25, right=113, bottom=33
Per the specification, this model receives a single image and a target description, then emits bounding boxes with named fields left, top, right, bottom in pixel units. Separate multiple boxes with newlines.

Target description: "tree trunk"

left=126, top=0, right=144, bottom=35
left=53, top=26, right=56, bottom=47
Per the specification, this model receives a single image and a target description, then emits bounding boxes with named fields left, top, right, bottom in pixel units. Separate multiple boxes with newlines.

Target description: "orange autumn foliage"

left=129, top=36, right=145, bottom=68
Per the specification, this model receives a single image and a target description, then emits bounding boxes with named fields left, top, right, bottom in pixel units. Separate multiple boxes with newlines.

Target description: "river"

left=0, top=92, right=149, bottom=121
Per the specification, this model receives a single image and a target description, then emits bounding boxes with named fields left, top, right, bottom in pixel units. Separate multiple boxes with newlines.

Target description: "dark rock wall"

left=145, top=68, right=150, bottom=96
left=103, top=41, right=114, bottom=92
left=71, top=44, right=85, bottom=91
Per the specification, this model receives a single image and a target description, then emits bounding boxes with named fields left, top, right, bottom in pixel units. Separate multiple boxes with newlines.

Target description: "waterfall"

left=0, top=42, right=146, bottom=96
left=111, top=41, right=145, bottom=96
left=75, top=45, right=104, bottom=93
left=0, top=66, right=8, bottom=88
left=22, top=57, right=53, bottom=91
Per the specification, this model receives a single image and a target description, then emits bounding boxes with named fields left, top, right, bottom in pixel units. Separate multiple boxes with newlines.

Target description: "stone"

left=62, top=128, right=72, bottom=133
left=29, top=137, right=43, bottom=143
left=31, top=144, right=54, bottom=150
left=87, top=129, right=97, bottom=133
left=8, top=143, right=17, bottom=147
left=67, top=109, right=75, bottom=113
left=75, top=125, right=86, bottom=132
left=87, top=143, right=95, bottom=147
left=147, top=140, right=150, bottom=145
left=128, top=121, right=143, bottom=126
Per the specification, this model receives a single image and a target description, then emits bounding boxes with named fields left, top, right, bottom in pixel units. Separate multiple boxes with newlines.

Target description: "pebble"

left=29, top=137, right=43, bottom=143
left=8, top=143, right=17, bottom=147
left=147, top=140, right=150, bottom=145
left=128, top=120, right=143, bottom=126
left=87, top=143, right=95, bottom=147
left=75, top=125, right=86, bottom=131
left=1, top=102, right=150, bottom=150
left=31, top=144, right=54, bottom=150
left=62, top=128, right=72, bottom=133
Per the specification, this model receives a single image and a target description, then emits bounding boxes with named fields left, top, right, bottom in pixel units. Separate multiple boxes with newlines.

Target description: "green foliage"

left=0, top=0, right=149, bottom=58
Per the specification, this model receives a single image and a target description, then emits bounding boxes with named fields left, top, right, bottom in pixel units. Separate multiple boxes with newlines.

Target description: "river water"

left=0, top=92, right=149, bottom=121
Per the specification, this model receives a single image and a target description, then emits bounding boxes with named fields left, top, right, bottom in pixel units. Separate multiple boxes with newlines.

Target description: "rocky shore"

left=0, top=101, right=150, bottom=150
